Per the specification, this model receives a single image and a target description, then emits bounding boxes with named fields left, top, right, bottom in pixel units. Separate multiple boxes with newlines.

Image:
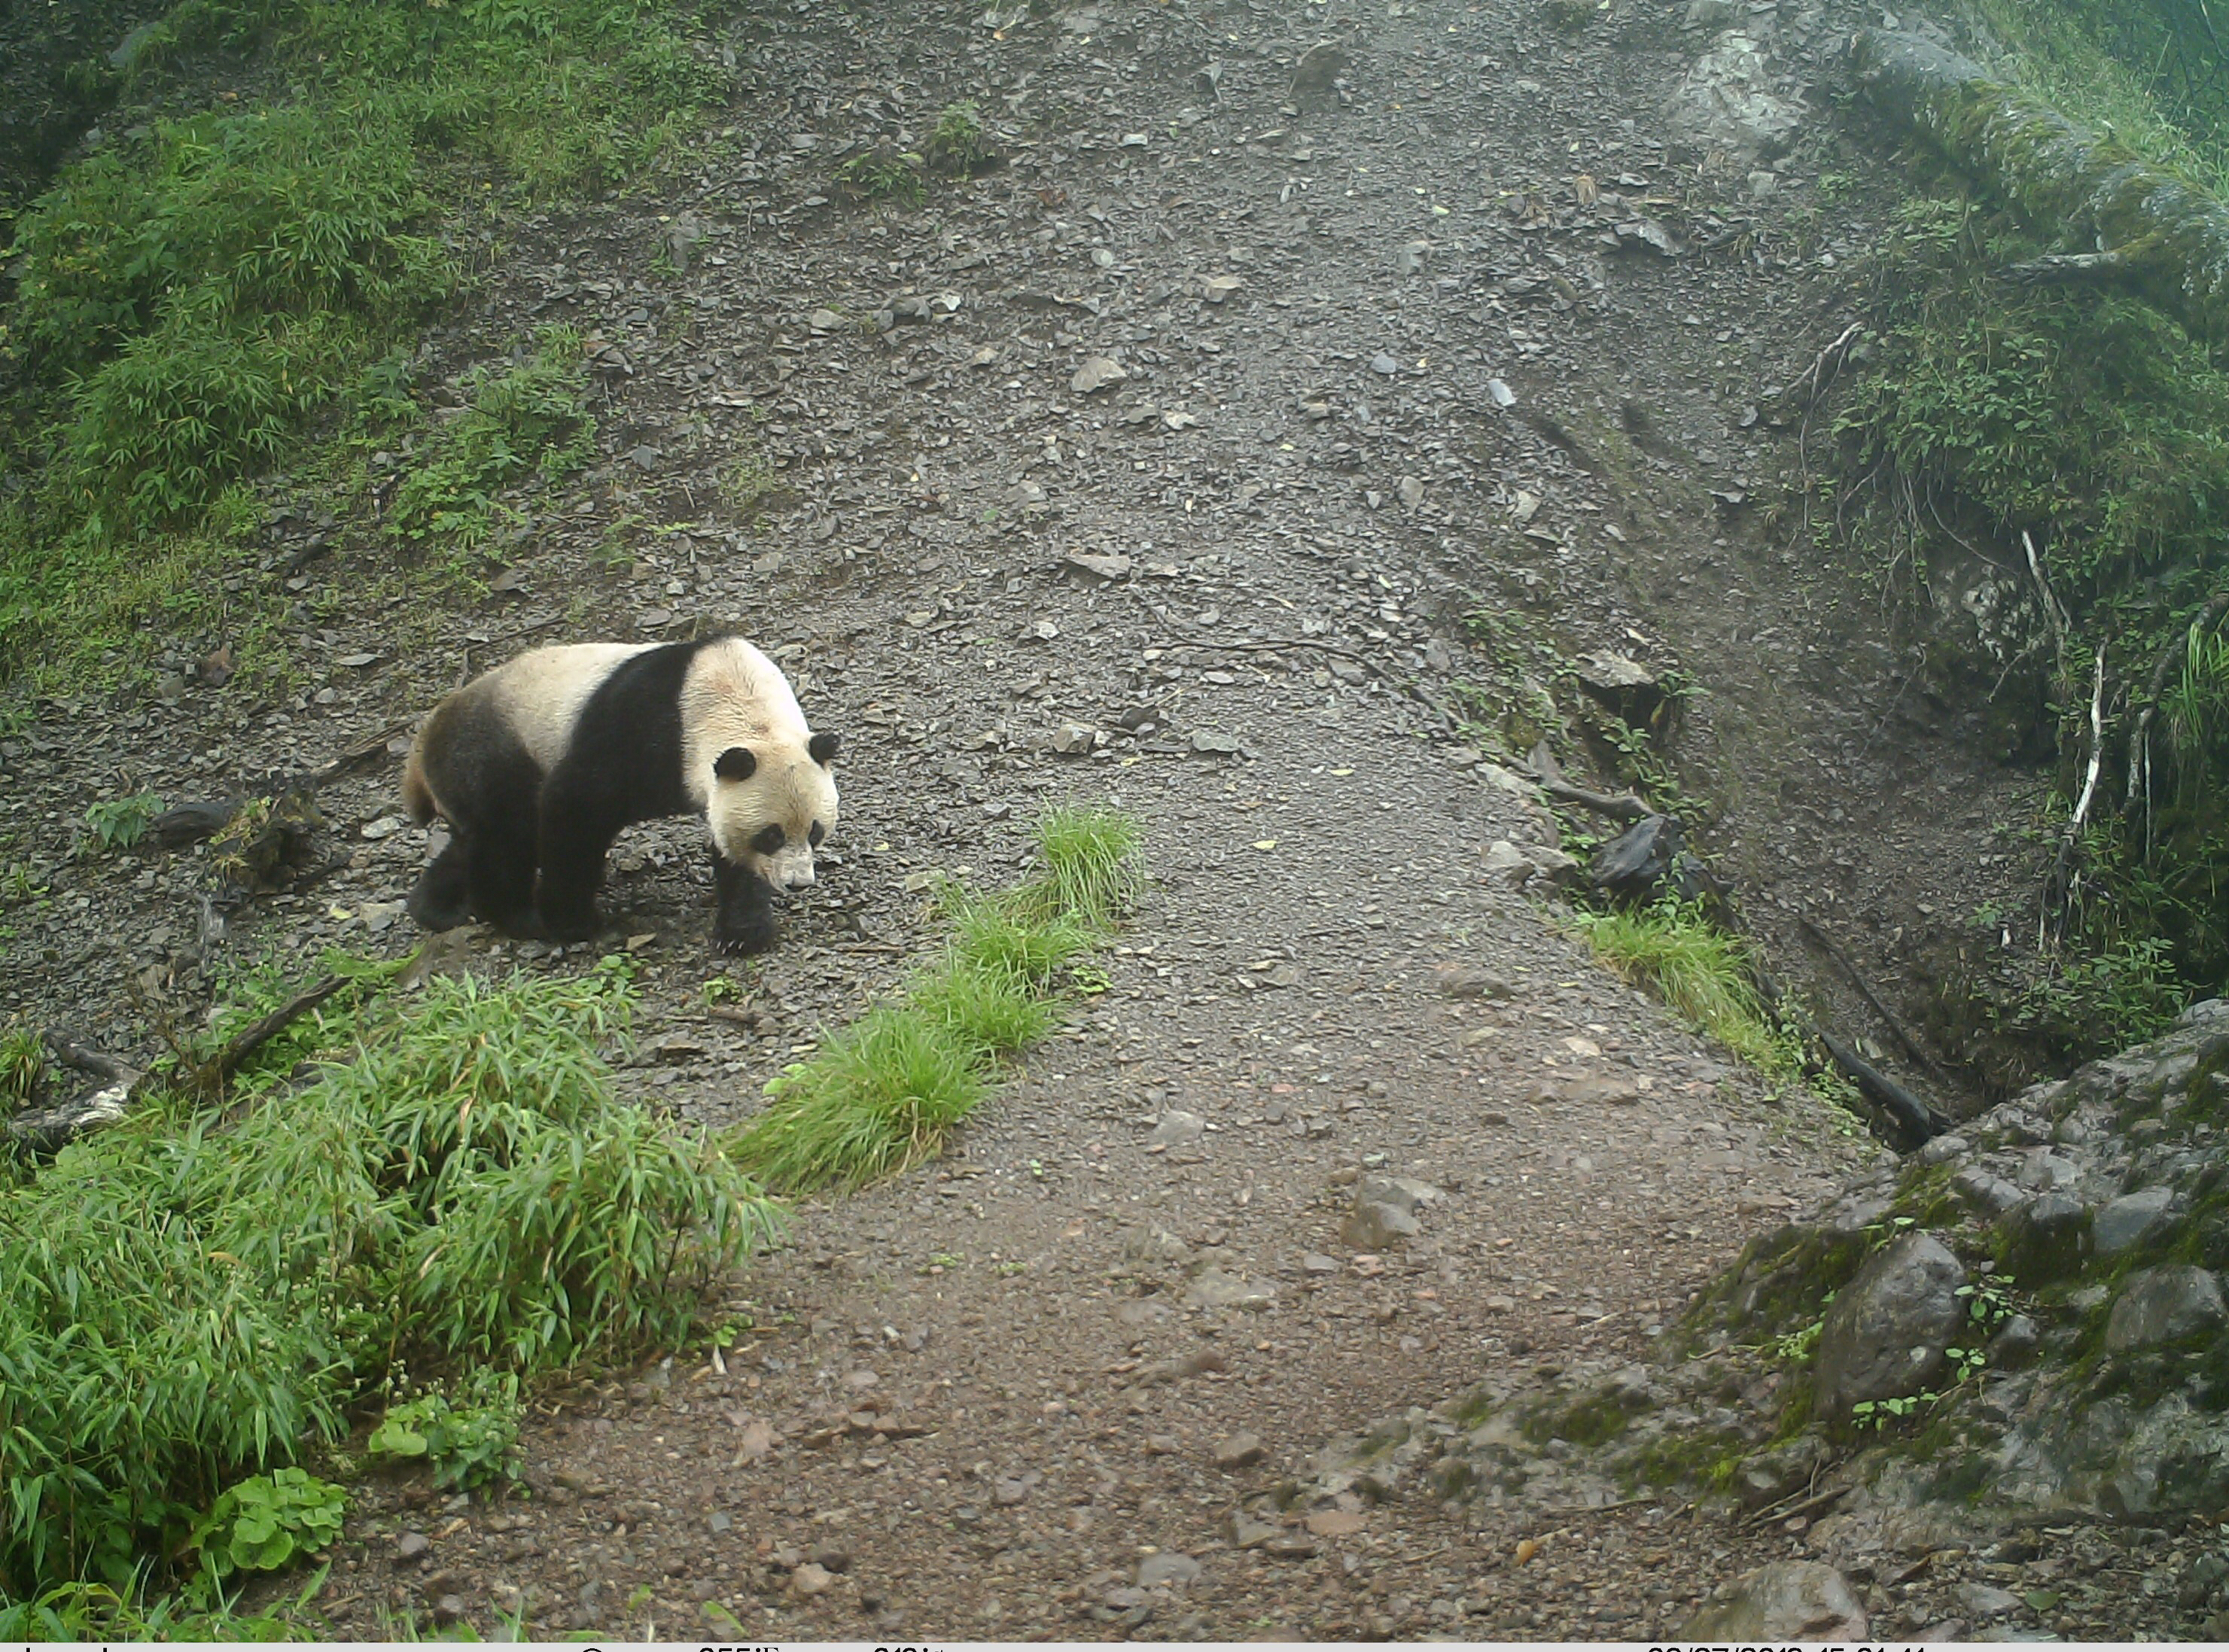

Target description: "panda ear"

left=808, top=731, right=842, bottom=767
left=714, top=746, right=757, bottom=781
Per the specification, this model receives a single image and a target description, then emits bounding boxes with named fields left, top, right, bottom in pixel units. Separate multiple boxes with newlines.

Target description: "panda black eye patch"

left=808, top=821, right=825, bottom=848
left=751, top=824, right=786, bottom=855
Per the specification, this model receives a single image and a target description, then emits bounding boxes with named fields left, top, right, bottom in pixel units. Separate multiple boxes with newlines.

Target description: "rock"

left=1061, top=551, right=1132, bottom=583
left=1524, top=843, right=1582, bottom=880
left=1291, top=41, right=1347, bottom=92
left=790, top=1562, right=835, bottom=1598
left=1228, top=1510, right=1280, bottom=1548
left=1573, top=650, right=1661, bottom=720
left=2002, top=1191, right=2090, bottom=1284
left=1482, top=839, right=1536, bottom=884
left=1918, top=1132, right=1970, bottom=1166
left=1137, top=1551, right=1201, bottom=1588
left=431, top=1595, right=464, bottom=1628
left=1814, top=1231, right=1967, bottom=1419
left=2093, top=1187, right=2175, bottom=1257
left=1071, top=356, right=1126, bottom=394
left=1684, top=0, right=1738, bottom=26
left=1486, top=377, right=1518, bottom=408
left=1591, top=814, right=1700, bottom=903
left=1184, top=1267, right=1276, bottom=1311
left=1342, top=1198, right=1421, bottom=1251
left=1189, top=730, right=1244, bottom=757
left=1202, top=275, right=1245, bottom=304
left=1122, top=1224, right=1191, bottom=1267
left=1563, top=1073, right=1642, bottom=1107
left=1397, top=476, right=1426, bottom=508
left=1963, top=1583, right=2021, bottom=1617
left=809, top=1545, right=851, bottom=1574
left=1987, top=1313, right=2041, bottom=1367
left=1052, top=723, right=1098, bottom=756
left=1435, top=962, right=1514, bottom=999
left=1370, top=351, right=1399, bottom=376
left=1667, top=32, right=1807, bottom=160
left=397, top=1531, right=432, bottom=1562
left=1149, top=1110, right=1205, bottom=1146
left=1678, top=1560, right=1868, bottom=1639
left=2105, top=1265, right=2226, bottom=1352
left=1953, top=1167, right=2027, bottom=1217
left=1213, top=1432, right=1266, bottom=1469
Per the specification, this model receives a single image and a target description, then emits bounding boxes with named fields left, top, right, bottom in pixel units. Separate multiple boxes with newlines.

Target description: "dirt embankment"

left=2, top=0, right=2098, bottom=1637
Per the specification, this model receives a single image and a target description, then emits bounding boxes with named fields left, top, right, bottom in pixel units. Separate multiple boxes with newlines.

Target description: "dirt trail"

left=3, top=0, right=1974, bottom=1635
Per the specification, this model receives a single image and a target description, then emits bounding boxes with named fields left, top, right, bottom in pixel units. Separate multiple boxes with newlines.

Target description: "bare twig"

left=1781, top=320, right=1864, bottom=408
left=2022, top=531, right=2072, bottom=680
left=2046, top=642, right=2110, bottom=941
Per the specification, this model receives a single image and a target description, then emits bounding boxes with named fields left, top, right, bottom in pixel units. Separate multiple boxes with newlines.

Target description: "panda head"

left=709, top=730, right=840, bottom=891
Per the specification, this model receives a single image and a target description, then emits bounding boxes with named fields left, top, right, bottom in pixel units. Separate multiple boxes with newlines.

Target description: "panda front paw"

left=714, top=914, right=779, bottom=956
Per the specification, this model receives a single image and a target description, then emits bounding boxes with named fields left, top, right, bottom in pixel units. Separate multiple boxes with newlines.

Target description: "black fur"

left=808, top=731, right=840, bottom=765
left=410, top=640, right=787, bottom=949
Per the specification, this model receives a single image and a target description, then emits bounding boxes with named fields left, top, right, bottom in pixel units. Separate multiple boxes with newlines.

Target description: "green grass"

left=0, top=953, right=779, bottom=1596
left=388, top=326, right=597, bottom=574
left=735, top=808, right=1143, bottom=1194
left=1573, top=899, right=1798, bottom=1079
left=0, top=0, right=727, bottom=685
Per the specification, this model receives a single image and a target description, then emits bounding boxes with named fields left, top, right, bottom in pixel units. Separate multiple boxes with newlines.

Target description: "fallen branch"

left=1779, top=319, right=1864, bottom=408
left=1821, top=1030, right=1944, bottom=1148
left=1536, top=776, right=1652, bottom=823
left=1742, top=1480, right=1851, bottom=1529
left=8, top=1036, right=145, bottom=1157
left=1795, top=917, right=1941, bottom=1079
left=2000, top=246, right=2146, bottom=287
left=190, top=972, right=355, bottom=1098
left=1856, top=29, right=2229, bottom=346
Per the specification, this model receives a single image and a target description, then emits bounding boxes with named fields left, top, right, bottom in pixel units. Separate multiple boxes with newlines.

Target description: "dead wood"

left=1856, top=29, right=2229, bottom=346
left=1821, top=1030, right=1946, bottom=1148
left=1796, top=917, right=1941, bottom=1079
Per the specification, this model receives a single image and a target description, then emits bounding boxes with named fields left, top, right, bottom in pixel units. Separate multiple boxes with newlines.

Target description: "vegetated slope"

left=0, top=0, right=2199, bottom=1638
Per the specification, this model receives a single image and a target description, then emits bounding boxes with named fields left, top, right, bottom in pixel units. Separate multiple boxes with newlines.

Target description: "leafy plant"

left=0, top=955, right=780, bottom=1593
left=1, top=1028, right=43, bottom=1111
left=927, top=99, right=988, bottom=172
left=1573, top=898, right=1800, bottom=1080
left=188, top=1469, right=346, bottom=1578
left=78, top=792, right=164, bottom=854
left=389, top=328, right=596, bottom=564
left=366, top=1371, right=522, bottom=1492
left=836, top=149, right=924, bottom=204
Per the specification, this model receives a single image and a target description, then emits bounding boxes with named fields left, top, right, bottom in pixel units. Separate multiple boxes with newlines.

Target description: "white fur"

left=483, top=643, right=653, bottom=768
left=683, top=639, right=840, bottom=878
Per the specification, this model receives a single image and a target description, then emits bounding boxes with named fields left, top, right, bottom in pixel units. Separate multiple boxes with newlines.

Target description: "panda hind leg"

left=464, top=819, right=542, bottom=936
left=711, top=850, right=778, bottom=955
left=407, top=837, right=473, bottom=932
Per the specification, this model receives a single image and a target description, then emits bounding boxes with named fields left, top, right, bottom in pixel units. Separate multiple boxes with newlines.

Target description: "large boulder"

left=2093, top=1187, right=2175, bottom=1258
left=1815, top=1231, right=1968, bottom=1420
left=1667, top=33, right=1807, bottom=160
left=1677, top=1560, right=1868, bottom=1638
left=2105, top=1266, right=2226, bottom=1352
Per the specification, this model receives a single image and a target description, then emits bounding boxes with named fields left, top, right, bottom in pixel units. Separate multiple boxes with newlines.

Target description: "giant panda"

left=400, top=635, right=839, bottom=954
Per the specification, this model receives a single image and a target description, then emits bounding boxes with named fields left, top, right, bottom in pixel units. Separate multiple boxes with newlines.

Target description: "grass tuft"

left=734, top=808, right=1143, bottom=1193
left=737, top=1008, right=984, bottom=1194
left=1029, top=805, right=1146, bottom=929
left=1574, top=899, right=1797, bottom=1079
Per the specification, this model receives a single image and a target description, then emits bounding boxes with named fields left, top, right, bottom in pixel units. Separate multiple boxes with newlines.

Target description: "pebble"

left=1213, top=1431, right=1266, bottom=1469
left=1137, top=1551, right=1201, bottom=1588
left=790, top=1562, right=835, bottom=1597
left=397, top=1531, right=431, bottom=1562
